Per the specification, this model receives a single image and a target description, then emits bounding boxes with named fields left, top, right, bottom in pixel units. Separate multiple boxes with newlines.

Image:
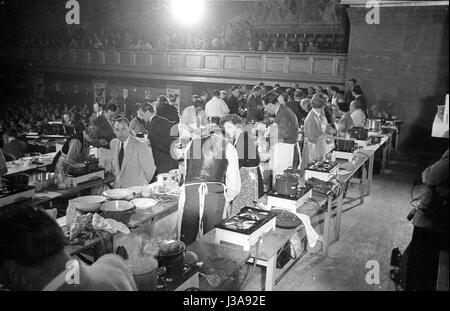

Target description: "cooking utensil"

left=366, top=119, right=381, bottom=131
left=275, top=173, right=298, bottom=196
left=70, top=195, right=106, bottom=212
left=199, top=272, right=222, bottom=287
left=155, top=240, right=186, bottom=277
left=100, top=200, right=135, bottom=212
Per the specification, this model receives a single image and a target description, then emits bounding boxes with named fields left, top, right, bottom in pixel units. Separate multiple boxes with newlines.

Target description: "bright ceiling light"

left=170, top=0, right=205, bottom=26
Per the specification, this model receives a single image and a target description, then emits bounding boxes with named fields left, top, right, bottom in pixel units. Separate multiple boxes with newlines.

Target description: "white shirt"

left=351, top=109, right=366, bottom=128
left=311, top=108, right=328, bottom=133
left=205, top=97, right=230, bottom=118
left=120, top=137, right=130, bottom=153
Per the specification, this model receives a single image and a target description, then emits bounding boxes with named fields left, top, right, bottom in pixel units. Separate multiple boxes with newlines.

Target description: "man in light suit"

left=110, top=118, right=156, bottom=188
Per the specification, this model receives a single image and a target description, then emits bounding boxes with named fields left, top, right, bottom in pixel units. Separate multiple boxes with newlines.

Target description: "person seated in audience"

left=62, top=111, right=72, bottom=126
left=305, top=41, right=318, bottom=53
left=350, top=100, right=367, bottom=128
left=156, top=95, right=180, bottom=124
left=336, top=101, right=354, bottom=137
left=221, top=114, right=263, bottom=215
left=269, top=40, right=280, bottom=52
left=179, top=98, right=208, bottom=139
left=205, top=90, right=230, bottom=125
left=0, top=205, right=137, bottom=291
left=54, top=122, right=90, bottom=173
left=141, top=102, right=178, bottom=175
left=110, top=118, right=156, bottom=188
left=282, top=40, right=295, bottom=52
left=297, top=41, right=305, bottom=52
left=129, top=103, right=146, bottom=137
left=257, top=40, right=266, bottom=51
left=2, top=129, right=27, bottom=160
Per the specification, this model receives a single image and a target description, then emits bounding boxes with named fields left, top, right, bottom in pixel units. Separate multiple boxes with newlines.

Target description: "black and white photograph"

left=0, top=0, right=448, bottom=299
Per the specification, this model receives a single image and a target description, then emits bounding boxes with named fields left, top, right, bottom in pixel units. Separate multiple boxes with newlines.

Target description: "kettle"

left=275, top=173, right=298, bottom=196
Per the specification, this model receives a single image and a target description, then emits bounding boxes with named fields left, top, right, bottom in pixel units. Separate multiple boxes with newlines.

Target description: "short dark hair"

left=337, top=101, right=350, bottom=113
left=0, top=205, right=66, bottom=266
left=251, top=86, right=261, bottom=93
left=157, top=95, right=170, bottom=105
left=193, top=99, right=206, bottom=109
left=141, top=102, right=155, bottom=113
left=351, top=100, right=362, bottom=110
left=114, top=117, right=130, bottom=127
left=231, top=85, right=240, bottom=92
left=6, top=128, right=18, bottom=138
left=211, top=89, right=220, bottom=97
left=263, top=91, right=279, bottom=105
left=330, top=86, right=340, bottom=93
left=106, top=103, right=118, bottom=112
left=257, top=82, right=265, bottom=87
left=352, top=85, right=362, bottom=96
left=349, top=78, right=357, bottom=83
left=294, top=89, right=304, bottom=99
left=220, top=114, right=243, bottom=127
left=273, top=83, right=281, bottom=89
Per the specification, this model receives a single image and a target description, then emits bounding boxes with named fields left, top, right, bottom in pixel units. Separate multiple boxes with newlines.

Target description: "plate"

left=131, top=198, right=158, bottom=209
left=103, top=189, right=133, bottom=200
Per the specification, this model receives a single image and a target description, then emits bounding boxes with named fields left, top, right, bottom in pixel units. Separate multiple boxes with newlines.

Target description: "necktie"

left=118, top=142, right=124, bottom=171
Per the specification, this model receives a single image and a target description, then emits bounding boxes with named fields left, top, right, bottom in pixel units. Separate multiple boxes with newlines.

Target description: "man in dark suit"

left=246, top=86, right=264, bottom=123
left=3, top=129, right=27, bottom=160
left=90, top=103, right=117, bottom=172
left=156, top=95, right=179, bottom=124
left=286, top=89, right=307, bottom=125
left=227, top=85, right=240, bottom=115
left=89, top=102, right=104, bottom=126
left=142, top=102, right=178, bottom=175
left=344, top=78, right=357, bottom=106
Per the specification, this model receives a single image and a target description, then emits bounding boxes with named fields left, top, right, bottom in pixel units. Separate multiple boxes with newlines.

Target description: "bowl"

left=100, top=200, right=135, bottom=224
left=100, top=200, right=135, bottom=212
left=103, top=189, right=133, bottom=200
left=70, top=195, right=106, bottom=212
left=131, top=198, right=158, bottom=209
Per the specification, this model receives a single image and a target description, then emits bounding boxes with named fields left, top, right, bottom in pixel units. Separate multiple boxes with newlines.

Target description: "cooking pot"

left=366, top=119, right=381, bottom=131
left=155, top=240, right=186, bottom=277
left=283, top=167, right=303, bottom=180
left=275, top=173, right=298, bottom=196
left=4, top=173, right=29, bottom=192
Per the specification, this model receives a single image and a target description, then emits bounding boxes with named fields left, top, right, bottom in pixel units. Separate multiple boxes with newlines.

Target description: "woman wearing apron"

left=177, top=132, right=241, bottom=246
left=220, top=114, right=263, bottom=216
left=301, top=93, right=334, bottom=170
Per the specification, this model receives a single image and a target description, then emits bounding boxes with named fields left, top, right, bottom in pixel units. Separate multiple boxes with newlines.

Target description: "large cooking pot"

left=4, top=173, right=29, bottom=192
left=275, top=173, right=298, bottom=196
left=366, top=119, right=381, bottom=131
left=283, top=167, right=303, bottom=180
left=155, top=240, right=186, bottom=277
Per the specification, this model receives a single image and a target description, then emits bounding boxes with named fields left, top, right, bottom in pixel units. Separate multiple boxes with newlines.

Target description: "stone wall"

left=345, top=5, right=449, bottom=150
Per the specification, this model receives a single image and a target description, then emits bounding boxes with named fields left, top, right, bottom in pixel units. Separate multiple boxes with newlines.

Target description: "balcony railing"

left=12, top=47, right=347, bottom=86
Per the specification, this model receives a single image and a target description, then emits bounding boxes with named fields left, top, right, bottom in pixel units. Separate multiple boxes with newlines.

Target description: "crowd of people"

left=15, top=22, right=345, bottom=53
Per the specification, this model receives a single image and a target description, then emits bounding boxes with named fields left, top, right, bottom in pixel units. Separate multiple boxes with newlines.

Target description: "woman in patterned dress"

left=220, top=114, right=263, bottom=216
